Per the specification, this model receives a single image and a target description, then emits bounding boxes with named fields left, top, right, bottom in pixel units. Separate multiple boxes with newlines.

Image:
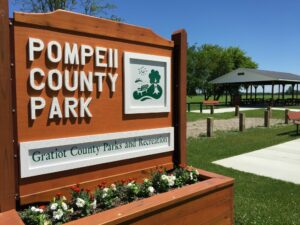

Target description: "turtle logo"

left=133, top=69, right=163, bottom=101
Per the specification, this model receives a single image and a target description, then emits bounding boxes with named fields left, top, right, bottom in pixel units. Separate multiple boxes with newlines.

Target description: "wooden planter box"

left=0, top=168, right=234, bottom=225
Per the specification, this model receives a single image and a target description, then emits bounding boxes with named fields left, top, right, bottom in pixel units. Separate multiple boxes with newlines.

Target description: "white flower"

left=190, top=172, right=194, bottom=180
left=111, top=183, right=116, bottom=191
left=61, top=202, right=68, bottom=211
left=91, top=199, right=97, bottom=210
left=148, top=186, right=155, bottom=194
left=68, top=208, right=74, bottom=213
left=53, top=209, right=64, bottom=220
left=62, top=196, right=67, bottom=201
left=102, top=193, right=108, bottom=198
left=50, top=203, right=58, bottom=211
left=195, top=170, right=199, bottom=175
left=144, top=178, right=149, bottom=183
left=161, top=174, right=168, bottom=181
left=30, top=206, right=43, bottom=213
left=76, top=198, right=85, bottom=208
left=161, top=174, right=176, bottom=186
left=167, top=175, right=176, bottom=187
left=103, top=188, right=109, bottom=193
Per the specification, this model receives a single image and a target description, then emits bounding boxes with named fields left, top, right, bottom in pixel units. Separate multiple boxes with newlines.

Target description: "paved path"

left=272, top=107, right=300, bottom=112
left=190, top=107, right=259, bottom=114
left=190, top=107, right=300, bottom=114
left=213, top=139, right=300, bottom=184
left=187, top=118, right=283, bottom=138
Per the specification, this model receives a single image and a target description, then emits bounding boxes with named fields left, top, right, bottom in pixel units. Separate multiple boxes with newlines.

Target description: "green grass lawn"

left=187, top=125, right=300, bottom=225
left=187, top=109, right=285, bottom=122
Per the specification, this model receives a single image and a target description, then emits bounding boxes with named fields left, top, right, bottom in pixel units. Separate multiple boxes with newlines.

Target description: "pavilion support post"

left=250, top=85, right=253, bottom=102
left=278, top=84, right=281, bottom=99
left=245, top=85, right=248, bottom=100
left=225, top=89, right=228, bottom=105
left=297, top=84, right=299, bottom=100
left=262, top=85, right=265, bottom=101
left=292, top=84, right=295, bottom=104
left=213, top=85, right=216, bottom=100
left=282, top=84, right=285, bottom=100
left=271, top=83, right=274, bottom=106
left=254, top=85, right=258, bottom=103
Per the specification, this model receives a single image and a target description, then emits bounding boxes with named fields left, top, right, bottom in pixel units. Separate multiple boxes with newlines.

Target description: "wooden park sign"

left=0, top=2, right=234, bottom=224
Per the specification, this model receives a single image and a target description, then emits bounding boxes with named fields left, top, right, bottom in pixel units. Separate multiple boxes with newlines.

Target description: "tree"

left=187, top=44, right=258, bottom=99
left=13, top=0, right=121, bottom=20
left=187, top=45, right=201, bottom=96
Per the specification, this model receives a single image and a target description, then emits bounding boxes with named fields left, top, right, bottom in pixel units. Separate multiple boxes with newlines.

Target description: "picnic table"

left=288, top=111, right=300, bottom=135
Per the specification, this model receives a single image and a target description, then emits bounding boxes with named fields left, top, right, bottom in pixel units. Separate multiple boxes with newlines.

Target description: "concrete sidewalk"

left=190, top=107, right=259, bottom=114
left=272, top=107, right=300, bottom=112
left=213, top=138, right=300, bottom=184
left=190, top=106, right=300, bottom=114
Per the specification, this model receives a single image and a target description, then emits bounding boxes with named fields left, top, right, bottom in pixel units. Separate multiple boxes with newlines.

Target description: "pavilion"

left=209, top=68, right=300, bottom=106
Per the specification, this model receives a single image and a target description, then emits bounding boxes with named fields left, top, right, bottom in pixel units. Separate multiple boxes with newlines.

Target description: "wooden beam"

left=172, top=30, right=187, bottom=166
left=262, top=85, right=265, bottom=100
left=0, top=0, right=17, bottom=212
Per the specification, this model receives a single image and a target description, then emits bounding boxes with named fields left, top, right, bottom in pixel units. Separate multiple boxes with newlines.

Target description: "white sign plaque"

left=20, top=127, right=174, bottom=178
left=124, top=52, right=171, bottom=114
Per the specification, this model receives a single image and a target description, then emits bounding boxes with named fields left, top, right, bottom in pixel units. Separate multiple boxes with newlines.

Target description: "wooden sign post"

left=0, top=0, right=17, bottom=212
left=0, top=3, right=233, bottom=225
left=172, top=30, right=187, bottom=165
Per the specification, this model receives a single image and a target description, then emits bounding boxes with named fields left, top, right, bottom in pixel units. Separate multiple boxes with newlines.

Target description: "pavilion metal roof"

left=209, top=68, right=300, bottom=84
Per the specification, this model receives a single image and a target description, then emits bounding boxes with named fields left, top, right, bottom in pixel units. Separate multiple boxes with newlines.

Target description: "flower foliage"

left=20, top=166, right=201, bottom=225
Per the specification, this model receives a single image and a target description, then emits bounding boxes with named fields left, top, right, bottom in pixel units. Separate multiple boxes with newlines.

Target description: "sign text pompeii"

left=31, top=135, right=169, bottom=163
left=28, top=38, right=119, bottom=120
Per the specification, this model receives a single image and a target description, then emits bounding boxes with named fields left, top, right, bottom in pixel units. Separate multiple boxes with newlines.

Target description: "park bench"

left=187, top=100, right=220, bottom=113
left=203, top=100, right=220, bottom=106
left=288, top=111, right=300, bottom=135
left=203, top=100, right=220, bottom=114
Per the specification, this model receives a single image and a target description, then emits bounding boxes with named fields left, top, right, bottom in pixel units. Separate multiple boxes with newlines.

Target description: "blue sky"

left=9, top=0, right=300, bottom=75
